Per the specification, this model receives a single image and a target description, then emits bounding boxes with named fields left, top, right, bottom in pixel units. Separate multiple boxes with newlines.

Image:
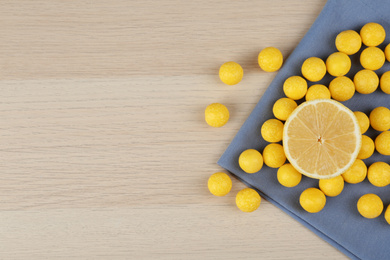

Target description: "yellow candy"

left=342, top=159, right=367, bottom=184
left=360, top=22, right=386, bottom=47
left=353, top=69, right=379, bottom=94
left=301, top=57, right=327, bottom=82
left=353, top=111, right=370, bottom=134
left=272, top=98, right=297, bottom=121
left=357, top=135, right=375, bottom=160
left=236, top=188, right=261, bottom=212
left=385, top=205, right=390, bottom=225
left=277, top=163, right=302, bottom=187
left=375, top=131, right=390, bottom=155
left=329, top=76, right=355, bottom=101
left=208, top=172, right=232, bottom=196
left=357, top=193, right=383, bottom=219
left=262, top=143, right=286, bottom=168
left=385, top=43, right=390, bottom=62
left=299, top=188, right=326, bottom=213
left=335, top=30, right=362, bottom=55
left=305, top=84, right=331, bottom=101
left=283, top=76, right=308, bottom=100
left=326, top=52, right=351, bottom=77
left=261, top=119, right=284, bottom=143
left=380, top=71, right=390, bottom=94
left=319, top=175, right=344, bottom=197
left=238, top=149, right=263, bottom=174
left=219, top=61, right=243, bottom=85
left=360, top=47, right=385, bottom=70
left=258, top=47, right=283, bottom=72
left=205, top=103, right=230, bottom=127
left=370, top=107, right=390, bottom=131
left=367, top=162, right=390, bottom=187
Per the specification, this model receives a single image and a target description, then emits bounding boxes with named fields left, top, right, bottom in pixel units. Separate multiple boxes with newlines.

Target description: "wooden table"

left=1, top=1, right=348, bottom=259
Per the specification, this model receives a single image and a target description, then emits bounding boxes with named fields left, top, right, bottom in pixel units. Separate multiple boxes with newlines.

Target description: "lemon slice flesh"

left=283, top=99, right=361, bottom=179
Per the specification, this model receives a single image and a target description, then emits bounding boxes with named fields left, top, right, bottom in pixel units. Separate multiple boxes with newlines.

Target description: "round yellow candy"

left=219, top=61, right=243, bottom=85
left=353, top=69, right=379, bottom=94
left=326, top=52, right=351, bottom=77
left=283, top=76, right=308, bottom=100
left=300, top=188, right=326, bottom=213
left=353, top=111, right=370, bottom=134
left=236, top=188, right=261, bottom=212
left=208, top=172, right=232, bottom=196
left=335, top=30, right=362, bottom=55
left=385, top=205, right=390, bottom=225
left=262, top=143, right=286, bottom=168
left=272, top=98, right=297, bottom=121
left=357, top=135, right=375, bottom=160
left=370, top=106, right=390, bottom=131
left=375, top=131, right=390, bottom=155
left=205, top=103, right=229, bottom=127
left=360, top=22, right=386, bottom=47
left=261, top=119, right=284, bottom=143
left=301, top=57, right=327, bottom=82
left=367, top=162, right=390, bottom=187
left=360, top=47, right=385, bottom=70
left=305, top=84, right=331, bottom=101
left=357, top=193, right=383, bottom=219
left=329, top=76, right=355, bottom=101
left=258, top=47, right=283, bottom=72
left=238, top=149, right=263, bottom=174
left=380, top=71, right=390, bottom=94
left=385, top=43, right=390, bottom=62
left=342, top=159, right=367, bottom=184
left=319, top=175, right=344, bottom=197
left=277, top=163, right=302, bottom=187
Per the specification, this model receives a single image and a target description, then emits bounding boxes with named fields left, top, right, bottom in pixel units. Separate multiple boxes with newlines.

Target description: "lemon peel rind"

left=283, top=99, right=362, bottom=179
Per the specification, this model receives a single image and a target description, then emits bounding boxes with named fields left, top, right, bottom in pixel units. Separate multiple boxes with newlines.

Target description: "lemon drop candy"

left=326, top=52, right=351, bottom=77
left=380, top=71, right=390, bottom=94
left=301, top=57, right=327, bottom=82
left=319, top=175, right=344, bottom=197
left=208, top=172, right=232, bottom=197
left=283, top=76, right=308, bottom=100
left=370, top=107, right=390, bottom=131
left=385, top=44, right=390, bottom=62
left=335, top=30, right=362, bottom=55
left=357, top=135, right=375, bottom=160
left=300, top=188, right=326, bottom=213
left=219, top=61, right=243, bottom=85
left=329, top=76, right=355, bottom=101
left=238, top=149, right=263, bottom=174
left=305, top=84, right=331, bottom=101
left=360, top=47, right=385, bottom=70
left=342, top=159, right=367, bottom=184
left=272, top=98, right=297, bottom=121
left=354, top=69, right=379, bottom=94
left=375, top=131, right=390, bottom=155
left=258, top=47, right=283, bottom=72
left=263, top=143, right=286, bottom=168
left=385, top=205, right=390, bottom=224
left=353, top=111, right=370, bottom=134
left=236, top=188, right=261, bottom=212
left=357, top=193, right=383, bottom=219
left=360, top=22, right=386, bottom=47
left=205, top=103, right=229, bottom=127
left=277, top=163, right=302, bottom=187
left=367, top=162, right=390, bottom=187
left=261, top=119, right=284, bottom=143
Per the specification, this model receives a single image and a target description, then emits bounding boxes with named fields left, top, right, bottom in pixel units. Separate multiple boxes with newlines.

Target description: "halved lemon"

left=283, top=99, right=361, bottom=179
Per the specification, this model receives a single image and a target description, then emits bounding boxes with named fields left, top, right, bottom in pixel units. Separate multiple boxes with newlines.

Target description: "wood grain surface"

left=1, top=1, right=349, bottom=259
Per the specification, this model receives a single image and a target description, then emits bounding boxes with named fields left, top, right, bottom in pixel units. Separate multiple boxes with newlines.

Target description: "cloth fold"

left=218, top=0, right=390, bottom=259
